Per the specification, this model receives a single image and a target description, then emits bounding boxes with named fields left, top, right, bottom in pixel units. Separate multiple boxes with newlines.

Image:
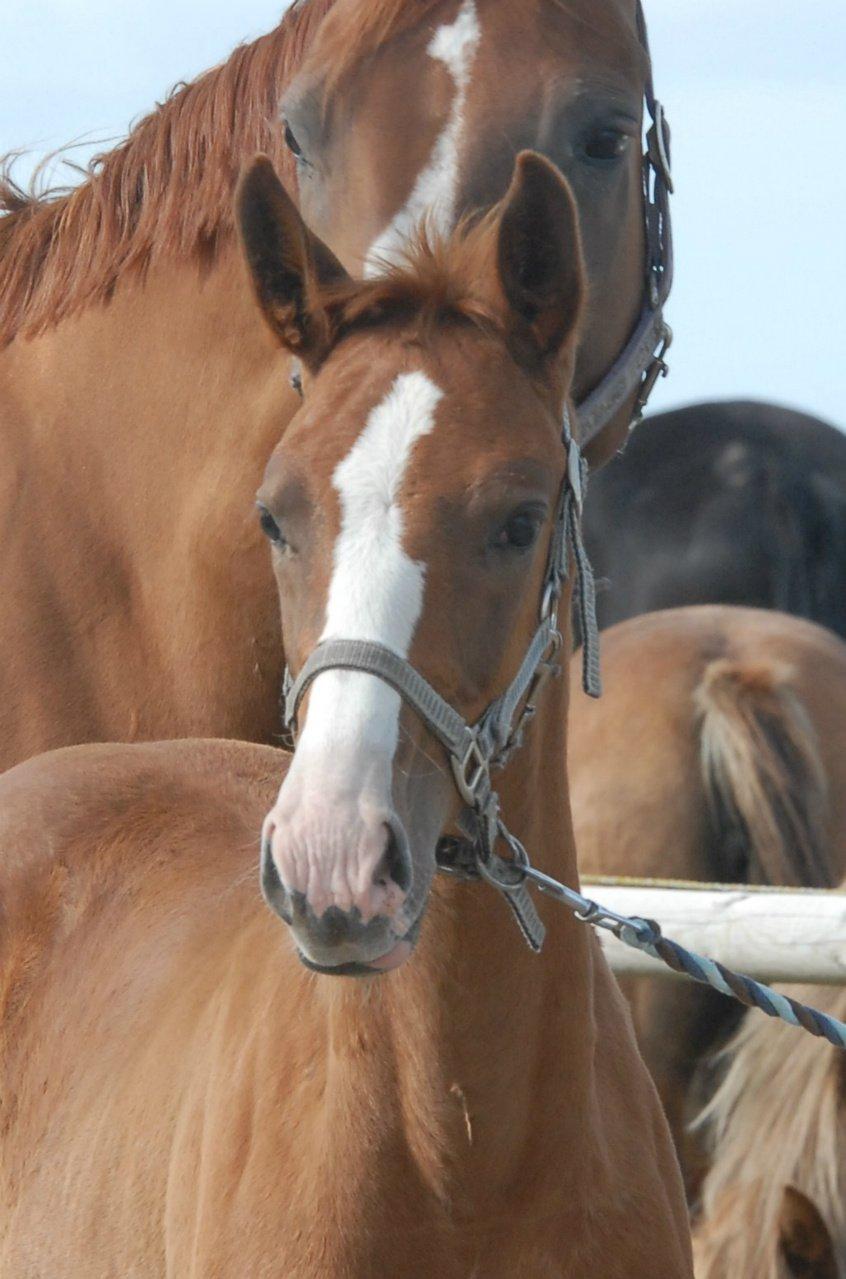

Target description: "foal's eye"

left=257, top=504, right=286, bottom=547
left=583, top=128, right=630, bottom=163
left=283, top=122, right=304, bottom=160
left=493, top=510, right=543, bottom=552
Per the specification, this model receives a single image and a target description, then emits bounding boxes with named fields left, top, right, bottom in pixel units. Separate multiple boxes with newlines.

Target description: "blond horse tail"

left=694, top=658, right=833, bottom=888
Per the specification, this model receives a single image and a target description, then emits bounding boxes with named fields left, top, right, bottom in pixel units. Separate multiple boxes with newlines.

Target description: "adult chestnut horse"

left=568, top=605, right=846, bottom=1192
left=0, top=155, right=692, bottom=1275
left=0, top=0, right=671, bottom=770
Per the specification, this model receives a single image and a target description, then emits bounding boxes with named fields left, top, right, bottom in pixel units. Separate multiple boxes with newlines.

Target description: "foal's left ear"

left=235, top=155, right=349, bottom=365
left=496, top=151, right=585, bottom=367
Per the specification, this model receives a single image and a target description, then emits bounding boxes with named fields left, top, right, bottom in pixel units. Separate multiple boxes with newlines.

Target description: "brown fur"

left=0, top=157, right=692, bottom=1276
left=313, top=0, right=643, bottom=96
left=0, top=0, right=332, bottom=346
left=696, top=658, right=832, bottom=888
left=568, top=606, right=846, bottom=1193
left=0, top=0, right=650, bottom=777
left=693, top=982, right=846, bottom=1278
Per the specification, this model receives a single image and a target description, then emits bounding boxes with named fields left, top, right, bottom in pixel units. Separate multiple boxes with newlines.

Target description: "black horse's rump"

left=583, top=400, right=846, bottom=637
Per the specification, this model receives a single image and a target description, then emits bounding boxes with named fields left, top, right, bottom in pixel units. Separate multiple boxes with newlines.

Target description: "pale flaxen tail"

left=694, top=658, right=834, bottom=888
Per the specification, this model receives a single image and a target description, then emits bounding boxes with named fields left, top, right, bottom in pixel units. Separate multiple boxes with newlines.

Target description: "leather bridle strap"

left=575, top=0, right=674, bottom=450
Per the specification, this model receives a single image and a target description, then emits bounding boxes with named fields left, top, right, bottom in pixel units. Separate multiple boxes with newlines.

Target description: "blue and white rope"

left=517, top=864, right=846, bottom=1048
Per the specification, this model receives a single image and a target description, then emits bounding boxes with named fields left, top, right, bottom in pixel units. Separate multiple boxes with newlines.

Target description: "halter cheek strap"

left=282, top=416, right=601, bottom=952
left=576, top=0, right=674, bottom=450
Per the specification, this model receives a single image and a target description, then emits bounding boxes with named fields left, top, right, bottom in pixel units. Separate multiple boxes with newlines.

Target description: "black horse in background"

left=583, top=400, right=846, bottom=636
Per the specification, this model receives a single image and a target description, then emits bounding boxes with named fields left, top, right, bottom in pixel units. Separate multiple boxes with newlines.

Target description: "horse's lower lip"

left=366, top=939, right=413, bottom=972
left=297, top=938, right=415, bottom=978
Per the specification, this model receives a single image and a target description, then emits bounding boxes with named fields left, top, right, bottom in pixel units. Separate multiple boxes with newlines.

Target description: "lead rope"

left=469, top=852, right=846, bottom=1048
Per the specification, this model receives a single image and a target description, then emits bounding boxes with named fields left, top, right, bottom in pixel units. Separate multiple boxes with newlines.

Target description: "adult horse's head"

left=282, top=0, right=671, bottom=464
left=237, top=150, right=584, bottom=975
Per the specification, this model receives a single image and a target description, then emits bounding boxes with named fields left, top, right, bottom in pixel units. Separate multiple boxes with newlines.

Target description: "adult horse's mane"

left=0, top=0, right=334, bottom=346
left=696, top=984, right=846, bottom=1277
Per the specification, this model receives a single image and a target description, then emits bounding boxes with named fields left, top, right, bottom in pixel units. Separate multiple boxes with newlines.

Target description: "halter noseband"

left=575, top=0, right=673, bottom=449
left=282, top=412, right=599, bottom=953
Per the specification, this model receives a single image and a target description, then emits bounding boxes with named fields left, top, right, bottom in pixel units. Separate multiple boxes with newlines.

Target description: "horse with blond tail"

left=569, top=604, right=846, bottom=1192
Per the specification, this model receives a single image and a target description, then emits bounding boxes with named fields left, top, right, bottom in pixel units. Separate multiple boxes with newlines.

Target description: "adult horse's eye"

left=257, top=504, right=286, bottom=547
left=583, top=128, right=630, bottom=162
left=493, top=510, right=542, bottom=552
left=283, top=122, right=304, bottom=160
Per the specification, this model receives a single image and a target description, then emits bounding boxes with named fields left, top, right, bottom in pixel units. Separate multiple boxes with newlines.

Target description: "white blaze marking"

left=364, top=0, right=481, bottom=276
left=293, top=370, right=444, bottom=771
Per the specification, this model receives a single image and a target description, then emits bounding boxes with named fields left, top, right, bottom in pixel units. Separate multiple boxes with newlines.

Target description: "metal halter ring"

left=451, top=733, right=491, bottom=808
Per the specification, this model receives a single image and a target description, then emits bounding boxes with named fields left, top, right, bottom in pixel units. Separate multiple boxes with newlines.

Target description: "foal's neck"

left=321, top=614, right=595, bottom=1209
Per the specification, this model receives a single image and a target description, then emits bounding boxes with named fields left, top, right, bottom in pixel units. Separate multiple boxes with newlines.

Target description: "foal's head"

left=237, top=150, right=584, bottom=974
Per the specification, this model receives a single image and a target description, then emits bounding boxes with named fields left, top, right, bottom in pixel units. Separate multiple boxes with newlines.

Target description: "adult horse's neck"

left=0, top=245, right=294, bottom=762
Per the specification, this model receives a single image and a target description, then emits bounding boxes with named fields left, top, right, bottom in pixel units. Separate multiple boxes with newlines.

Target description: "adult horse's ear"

left=496, top=150, right=585, bottom=368
left=235, top=155, right=349, bottom=365
left=777, top=1186, right=837, bottom=1279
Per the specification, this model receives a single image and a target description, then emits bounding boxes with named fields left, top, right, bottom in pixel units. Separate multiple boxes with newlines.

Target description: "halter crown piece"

left=282, top=410, right=600, bottom=953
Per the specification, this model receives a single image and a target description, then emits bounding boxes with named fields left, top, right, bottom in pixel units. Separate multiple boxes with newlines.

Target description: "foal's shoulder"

left=0, top=738, right=288, bottom=835
left=0, top=739, right=291, bottom=1018
left=0, top=737, right=290, bottom=901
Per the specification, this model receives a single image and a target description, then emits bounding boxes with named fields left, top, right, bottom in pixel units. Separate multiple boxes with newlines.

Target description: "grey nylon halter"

left=283, top=411, right=599, bottom=952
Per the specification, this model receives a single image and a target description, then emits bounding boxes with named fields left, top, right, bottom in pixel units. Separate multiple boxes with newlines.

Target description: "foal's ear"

left=235, top=155, right=349, bottom=364
left=496, top=151, right=585, bottom=366
left=777, top=1186, right=837, bottom=1279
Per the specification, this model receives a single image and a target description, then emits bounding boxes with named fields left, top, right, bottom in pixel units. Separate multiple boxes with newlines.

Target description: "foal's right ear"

left=777, top=1186, right=837, bottom=1279
left=235, top=155, right=349, bottom=365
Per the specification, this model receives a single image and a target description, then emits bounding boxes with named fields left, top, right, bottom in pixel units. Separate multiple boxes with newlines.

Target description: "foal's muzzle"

left=260, top=824, right=420, bottom=976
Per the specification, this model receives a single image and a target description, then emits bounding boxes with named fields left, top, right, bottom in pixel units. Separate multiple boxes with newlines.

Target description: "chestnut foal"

left=0, top=155, right=691, bottom=1276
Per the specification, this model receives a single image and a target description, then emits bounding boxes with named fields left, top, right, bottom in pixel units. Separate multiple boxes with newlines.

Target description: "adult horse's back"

left=583, top=401, right=846, bottom=634
left=0, top=0, right=670, bottom=769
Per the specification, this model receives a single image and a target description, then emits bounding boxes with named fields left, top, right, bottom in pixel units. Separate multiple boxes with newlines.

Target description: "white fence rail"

left=582, top=879, right=846, bottom=985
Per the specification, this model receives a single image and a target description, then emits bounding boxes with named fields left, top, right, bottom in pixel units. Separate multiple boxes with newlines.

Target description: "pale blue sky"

left=2, top=1, right=844, bottom=425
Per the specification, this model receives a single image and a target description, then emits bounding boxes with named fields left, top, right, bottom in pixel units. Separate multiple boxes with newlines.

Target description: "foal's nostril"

left=373, top=824, right=411, bottom=893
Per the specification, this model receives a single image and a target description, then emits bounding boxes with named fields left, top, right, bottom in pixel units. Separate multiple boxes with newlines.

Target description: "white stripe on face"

left=364, top=0, right=481, bottom=276
left=293, top=370, right=444, bottom=772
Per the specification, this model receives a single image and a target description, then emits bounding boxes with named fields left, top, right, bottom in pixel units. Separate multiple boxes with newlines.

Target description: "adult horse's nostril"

left=373, top=823, right=412, bottom=893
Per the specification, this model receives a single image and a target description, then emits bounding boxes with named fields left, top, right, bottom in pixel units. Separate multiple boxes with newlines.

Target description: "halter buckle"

left=646, top=101, right=673, bottom=194
left=567, top=438, right=584, bottom=511
left=634, top=323, right=672, bottom=422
